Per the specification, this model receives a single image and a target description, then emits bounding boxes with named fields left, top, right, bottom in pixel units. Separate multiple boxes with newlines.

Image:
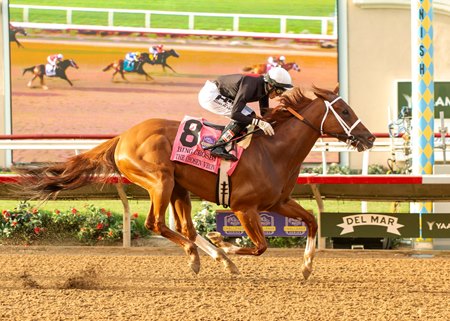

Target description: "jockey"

left=278, top=55, right=286, bottom=66
left=149, top=44, right=164, bottom=61
left=198, top=67, right=293, bottom=161
left=47, top=53, right=63, bottom=73
left=124, top=51, right=141, bottom=68
left=267, top=56, right=278, bottom=71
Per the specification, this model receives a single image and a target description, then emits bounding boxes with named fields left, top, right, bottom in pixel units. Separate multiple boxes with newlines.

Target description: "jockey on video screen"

left=149, top=44, right=164, bottom=61
left=47, top=53, right=63, bottom=73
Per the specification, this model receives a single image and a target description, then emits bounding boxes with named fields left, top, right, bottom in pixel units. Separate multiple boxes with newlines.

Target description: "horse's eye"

left=342, top=109, right=349, bottom=115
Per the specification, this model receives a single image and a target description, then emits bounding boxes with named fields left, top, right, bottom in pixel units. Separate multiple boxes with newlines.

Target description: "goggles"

left=271, top=86, right=286, bottom=95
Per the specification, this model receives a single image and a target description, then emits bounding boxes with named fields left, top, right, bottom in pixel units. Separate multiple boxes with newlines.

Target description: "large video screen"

left=7, top=1, right=338, bottom=163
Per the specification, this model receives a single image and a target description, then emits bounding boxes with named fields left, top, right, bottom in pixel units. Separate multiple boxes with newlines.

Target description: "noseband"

left=286, top=96, right=362, bottom=145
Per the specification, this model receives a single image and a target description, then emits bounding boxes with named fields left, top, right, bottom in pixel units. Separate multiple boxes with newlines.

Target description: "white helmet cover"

left=264, top=67, right=293, bottom=89
left=279, top=55, right=286, bottom=61
left=57, top=53, right=63, bottom=59
left=268, top=56, right=274, bottom=64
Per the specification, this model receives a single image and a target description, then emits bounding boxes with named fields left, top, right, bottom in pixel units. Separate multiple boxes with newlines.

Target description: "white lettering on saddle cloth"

left=45, top=64, right=56, bottom=76
left=170, top=116, right=243, bottom=175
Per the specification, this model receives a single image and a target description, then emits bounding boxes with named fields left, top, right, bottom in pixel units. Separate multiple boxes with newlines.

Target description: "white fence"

left=9, top=4, right=337, bottom=40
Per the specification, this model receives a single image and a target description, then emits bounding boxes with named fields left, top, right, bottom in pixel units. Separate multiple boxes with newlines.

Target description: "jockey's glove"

left=252, top=119, right=274, bottom=136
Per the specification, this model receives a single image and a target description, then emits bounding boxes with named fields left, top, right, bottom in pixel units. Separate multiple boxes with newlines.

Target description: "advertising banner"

left=321, top=213, right=420, bottom=238
left=421, top=214, right=450, bottom=238
left=216, top=211, right=307, bottom=237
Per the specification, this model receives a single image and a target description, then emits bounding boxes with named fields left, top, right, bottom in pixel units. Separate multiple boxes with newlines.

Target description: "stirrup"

left=210, top=148, right=237, bottom=162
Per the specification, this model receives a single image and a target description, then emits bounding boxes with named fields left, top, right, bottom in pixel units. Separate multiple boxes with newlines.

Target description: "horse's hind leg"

left=170, top=184, right=239, bottom=274
left=270, top=199, right=318, bottom=280
left=27, top=75, right=37, bottom=88
left=116, top=153, right=201, bottom=273
left=39, top=76, right=48, bottom=90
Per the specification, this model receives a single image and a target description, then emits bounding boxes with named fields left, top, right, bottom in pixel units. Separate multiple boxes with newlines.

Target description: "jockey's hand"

left=252, top=119, right=274, bottom=136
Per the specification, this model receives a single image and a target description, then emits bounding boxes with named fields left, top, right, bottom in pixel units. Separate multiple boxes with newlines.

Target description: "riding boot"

left=210, top=122, right=245, bottom=162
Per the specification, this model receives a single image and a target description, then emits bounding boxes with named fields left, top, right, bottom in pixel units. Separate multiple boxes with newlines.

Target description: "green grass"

left=9, top=0, right=336, bottom=35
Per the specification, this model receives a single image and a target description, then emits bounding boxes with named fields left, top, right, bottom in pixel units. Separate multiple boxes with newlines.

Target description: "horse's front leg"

left=61, top=75, right=73, bottom=86
left=270, top=198, right=318, bottom=280
left=208, top=208, right=267, bottom=256
left=164, top=63, right=176, bottom=73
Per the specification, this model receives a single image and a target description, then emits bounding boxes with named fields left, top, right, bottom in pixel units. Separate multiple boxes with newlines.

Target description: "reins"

left=285, top=96, right=361, bottom=143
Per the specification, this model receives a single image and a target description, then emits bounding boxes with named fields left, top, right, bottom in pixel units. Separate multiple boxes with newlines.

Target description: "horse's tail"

left=242, top=66, right=252, bottom=72
left=22, top=66, right=35, bottom=75
left=14, top=136, right=121, bottom=200
left=102, top=64, right=113, bottom=72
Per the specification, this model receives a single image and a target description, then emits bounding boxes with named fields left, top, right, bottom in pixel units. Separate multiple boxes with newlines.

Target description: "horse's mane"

left=263, top=86, right=337, bottom=124
left=263, top=87, right=313, bottom=123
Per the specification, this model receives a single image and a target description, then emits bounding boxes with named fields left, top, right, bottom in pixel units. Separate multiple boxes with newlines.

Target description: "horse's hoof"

left=189, top=261, right=200, bottom=274
left=27, top=82, right=32, bottom=88
left=206, top=232, right=223, bottom=246
left=301, top=264, right=312, bottom=280
left=223, top=260, right=240, bottom=275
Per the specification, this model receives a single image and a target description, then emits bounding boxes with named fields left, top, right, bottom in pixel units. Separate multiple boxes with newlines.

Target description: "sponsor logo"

left=337, top=214, right=404, bottom=235
left=200, top=135, right=216, bottom=149
left=426, top=221, right=450, bottom=230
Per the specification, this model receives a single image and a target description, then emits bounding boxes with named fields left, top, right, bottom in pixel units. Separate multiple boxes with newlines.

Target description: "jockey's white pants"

left=198, top=80, right=254, bottom=117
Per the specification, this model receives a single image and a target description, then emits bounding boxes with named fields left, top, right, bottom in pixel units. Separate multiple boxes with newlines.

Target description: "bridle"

left=286, top=96, right=362, bottom=145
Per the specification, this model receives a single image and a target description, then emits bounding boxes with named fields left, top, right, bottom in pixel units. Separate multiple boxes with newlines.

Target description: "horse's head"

left=168, top=49, right=180, bottom=58
left=291, top=62, right=300, bottom=72
left=312, top=85, right=375, bottom=152
left=140, top=52, right=152, bottom=63
left=16, top=27, right=27, bottom=36
left=62, top=59, right=79, bottom=69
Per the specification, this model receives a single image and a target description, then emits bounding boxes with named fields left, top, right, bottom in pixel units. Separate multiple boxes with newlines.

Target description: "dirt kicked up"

left=0, top=245, right=448, bottom=321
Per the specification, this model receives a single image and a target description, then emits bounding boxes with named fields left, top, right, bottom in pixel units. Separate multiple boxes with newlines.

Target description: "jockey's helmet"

left=267, top=56, right=274, bottom=64
left=279, top=55, right=286, bottom=61
left=136, top=52, right=141, bottom=56
left=157, top=44, right=163, bottom=49
left=57, top=54, right=63, bottom=60
left=264, top=67, right=293, bottom=90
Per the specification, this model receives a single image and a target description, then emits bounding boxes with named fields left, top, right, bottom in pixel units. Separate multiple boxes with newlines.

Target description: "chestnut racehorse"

left=242, top=62, right=300, bottom=74
left=15, top=86, right=374, bottom=280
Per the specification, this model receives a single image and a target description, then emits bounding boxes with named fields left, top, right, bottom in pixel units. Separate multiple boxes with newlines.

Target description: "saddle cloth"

left=170, top=116, right=244, bottom=176
left=123, top=61, right=134, bottom=72
left=45, top=64, right=56, bottom=76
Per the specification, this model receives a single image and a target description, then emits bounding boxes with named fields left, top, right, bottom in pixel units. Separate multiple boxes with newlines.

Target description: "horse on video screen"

left=9, top=24, right=27, bottom=48
left=242, top=62, right=300, bottom=75
left=149, top=49, right=180, bottom=73
left=22, top=59, right=79, bottom=90
left=15, top=86, right=374, bottom=280
left=103, top=52, right=154, bottom=81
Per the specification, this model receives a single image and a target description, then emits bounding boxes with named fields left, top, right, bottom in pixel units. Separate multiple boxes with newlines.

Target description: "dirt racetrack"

left=10, top=37, right=337, bottom=163
left=0, top=244, right=449, bottom=321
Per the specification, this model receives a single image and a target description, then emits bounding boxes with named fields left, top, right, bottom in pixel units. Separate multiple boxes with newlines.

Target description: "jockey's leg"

left=210, top=121, right=245, bottom=162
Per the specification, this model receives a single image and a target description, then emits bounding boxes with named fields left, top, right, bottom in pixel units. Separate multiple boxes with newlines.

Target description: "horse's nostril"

left=368, top=135, right=376, bottom=142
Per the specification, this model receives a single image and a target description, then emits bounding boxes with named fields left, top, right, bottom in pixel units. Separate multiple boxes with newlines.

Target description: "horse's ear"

left=333, top=83, right=340, bottom=94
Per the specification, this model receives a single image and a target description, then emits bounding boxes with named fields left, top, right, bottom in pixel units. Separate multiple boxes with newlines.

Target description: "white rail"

left=9, top=4, right=337, bottom=40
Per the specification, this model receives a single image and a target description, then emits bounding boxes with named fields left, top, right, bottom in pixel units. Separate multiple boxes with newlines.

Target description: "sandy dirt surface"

left=10, top=37, right=337, bottom=163
left=0, top=244, right=449, bottom=321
